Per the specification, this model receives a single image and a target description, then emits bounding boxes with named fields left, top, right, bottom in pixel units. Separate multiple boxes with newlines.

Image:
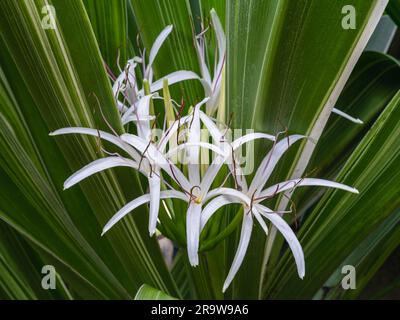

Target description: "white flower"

left=200, top=135, right=359, bottom=292
left=51, top=12, right=361, bottom=294
left=113, top=25, right=201, bottom=124
left=195, top=9, right=226, bottom=115
left=50, top=123, right=191, bottom=236
left=179, top=100, right=275, bottom=266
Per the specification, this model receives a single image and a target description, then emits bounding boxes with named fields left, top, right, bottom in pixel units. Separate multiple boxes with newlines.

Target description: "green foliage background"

left=0, top=0, right=398, bottom=300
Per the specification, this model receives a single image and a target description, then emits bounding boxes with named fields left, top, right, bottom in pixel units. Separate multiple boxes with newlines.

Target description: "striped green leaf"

left=135, top=284, right=178, bottom=300
left=226, top=0, right=387, bottom=299
left=0, top=0, right=178, bottom=298
left=266, top=90, right=400, bottom=298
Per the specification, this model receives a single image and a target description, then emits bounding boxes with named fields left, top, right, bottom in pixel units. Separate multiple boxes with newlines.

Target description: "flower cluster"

left=50, top=10, right=358, bottom=292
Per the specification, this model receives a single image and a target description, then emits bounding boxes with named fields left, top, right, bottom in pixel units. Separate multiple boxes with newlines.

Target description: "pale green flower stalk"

left=50, top=9, right=360, bottom=293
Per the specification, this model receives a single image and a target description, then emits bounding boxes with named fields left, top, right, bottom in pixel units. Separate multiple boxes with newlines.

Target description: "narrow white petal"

left=113, top=68, right=136, bottom=97
left=159, top=189, right=188, bottom=201
left=120, top=133, right=150, bottom=154
left=194, top=97, right=210, bottom=112
left=210, top=8, right=226, bottom=69
left=195, top=38, right=212, bottom=85
left=199, top=111, right=223, bottom=142
left=199, top=155, right=226, bottom=196
left=210, top=8, right=226, bottom=93
left=249, top=135, right=306, bottom=195
left=149, top=71, right=201, bottom=93
left=127, top=56, right=143, bottom=64
left=122, top=114, right=156, bottom=126
left=157, top=115, right=191, bottom=152
left=145, top=25, right=173, bottom=78
left=148, top=174, right=161, bottom=236
left=200, top=79, right=213, bottom=96
left=232, top=132, right=275, bottom=150
left=102, top=194, right=151, bottom=236
left=113, top=65, right=138, bottom=105
left=187, top=98, right=209, bottom=185
left=117, top=100, right=128, bottom=113
left=120, top=101, right=137, bottom=124
left=205, top=187, right=251, bottom=205
left=252, top=207, right=268, bottom=235
left=112, top=75, right=123, bottom=97
left=227, top=161, right=248, bottom=192
left=121, top=133, right=171, bottom=168
left=133, top=95, right=153, bottom=140
left=200, top=196, right=241, bottom=230
left=223, top=213, right=253, bottom=292
left=258, top=207, right=305, bottom=279
left=186, top=202, right=202, bottom=266
left=102, top=190, right=186, bottom=236
left=121, top=134, right=191, bottom=191
left=162, top=163, right=192, bottom=193
left=206, top=89, right=221, bottom=115
left=166, top=142, right=224, bottom=159
left=258, top=178, right=359, bottom=199
left=64, top=157, right=138, bottom=190
left=50, top=127, right=141, bottom=162
left=332, top=108, right=363, bottom=124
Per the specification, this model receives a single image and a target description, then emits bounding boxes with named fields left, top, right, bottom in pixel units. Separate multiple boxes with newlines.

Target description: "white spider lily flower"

left=104, top=100, right=274, bottom=266
left=95, top=140, right=223, bottom=266
left=123, top=94, right=175, bottom=235
left=170, top=102, right=274, bottom=265
left=113, top=25, right=200, bottom=123
left=194, top=109, right=276, bottom=192
left=50, top=123, right=194, bottom=236
left=117, top=113, right=232, bottom=245
left=120, top=96, right=204, bottom=236
left=144, top=25, right=174, bottom=81
left=113, top=56, right=142, bottom=107
left=182, top=98, right=276, bottom=266
left=200, top=135, right=359, bottom=292
left=117, top=132, right=193, bottom=236
left=195, top=9, right=226, bottom=115
left=332, top=107, right=363, bottom=124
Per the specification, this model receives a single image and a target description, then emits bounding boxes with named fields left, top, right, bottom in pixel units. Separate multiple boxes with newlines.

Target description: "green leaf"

left=266, top=90, right=400, bottom=298
left=135, top=284, right=177, bottom=300
left=311, top=51, right=400, bottom=178
left=387, top=0, right=400, bottom=26
left=226, top=0, right=387, bottom=298
left=0, top=219, right=70, bottom=300
left=294, top=51, right=400, bottom=214
left=199, top=0, right=226, bottom=27
left=83, top=0, right=129, bottom=74
left=129, top=0, right=203, bottom=104
left=170, top=251, right=192, bottom=299
left=0, top=0, right=178, bottom=298
left=320, top=208, right=400, bottom=299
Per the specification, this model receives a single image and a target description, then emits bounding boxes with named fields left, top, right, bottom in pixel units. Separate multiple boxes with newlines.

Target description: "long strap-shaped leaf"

left=266, top=90, right=400, bottom=298
left=320, top=209, right=400, bottom=299
left=293, top=51, right=400, bottom=218
left=130, top=0, right=203, bottom=104
left=226, top=0, right=388, bottom=299
left=260, top=1, right=388, bottom=297
left=134, top=284, right=178, bottom=300
left=83, top=0, right=129, bottom=75
left=0, top=0, right=178, bottom=298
